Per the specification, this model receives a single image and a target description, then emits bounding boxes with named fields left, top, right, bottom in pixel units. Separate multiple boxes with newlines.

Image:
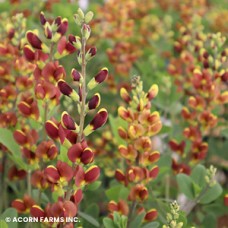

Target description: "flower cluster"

left=168, top=17, right=228, bottom=174
left=162, top=201, right=183, bottom=228
left=10, top=8, right=109, bottom=227
left=92, top=0, right=173, bottom=77
left=0, top=13, right=37, bottom=189
left=0, top=13, right=32, bottom=128
left=157, top=0, right=208, bottom=24
left=107, top=76, right=162, bottom=225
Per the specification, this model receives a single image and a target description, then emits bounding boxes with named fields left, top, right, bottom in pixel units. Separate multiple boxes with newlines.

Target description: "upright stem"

left=77, top=35, right=87, bottom=143
left=37, top=101, right=49, bottom=203
left=181, top=184, right=210, bottom=215
left=127, top=201, right=137, bottom=228
left=27, top=170, right=32, bottom=196
left=65, top=27, right=87, bottom=201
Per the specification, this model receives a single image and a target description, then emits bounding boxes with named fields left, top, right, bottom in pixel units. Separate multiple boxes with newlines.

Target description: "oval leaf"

left=177, top=173, right=194, bottom=199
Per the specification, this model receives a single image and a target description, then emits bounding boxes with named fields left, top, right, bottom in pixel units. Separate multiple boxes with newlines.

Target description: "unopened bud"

left=85, top=11, right=94, bottom=23
left=85, top=47, right=97, bottom=61
left=81, top=24, right=91, bottom=40
left=69, top=35, right=81, bottom=49
left=71, top=68, right=82, bottom=82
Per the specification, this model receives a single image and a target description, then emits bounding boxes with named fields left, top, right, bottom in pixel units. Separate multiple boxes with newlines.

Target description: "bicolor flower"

left=84, top=108, right=108, bottom=136
left=87, top=68, right=109, bottom=90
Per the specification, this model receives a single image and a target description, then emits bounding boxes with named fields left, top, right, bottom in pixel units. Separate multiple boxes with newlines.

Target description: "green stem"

left=127, top=201, right=137, bottom=228
left=65, top=25, right=87, bottom=201
left=165, top=174, right=170, bottom=200
left=37, top=101, right=49, bottom=204
left=181, top=184, right=210, bottom=215
left=27, top=170, right=32, bottom=196
left=77, top=35, right=87, bottom=143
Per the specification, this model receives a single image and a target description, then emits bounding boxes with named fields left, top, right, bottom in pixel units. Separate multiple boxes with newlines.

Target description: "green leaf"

left=190, top=164, right=207, bottom=186
left=0, top=128, right=27, bottom=169
left=85, top=204, right=99, bottom=218
left=87, top=181, right=102, bottom=191
left=32, top=190, right=49, bottom=204
left=103, top=218, right=116, bottom=228
left=176, top=174, right=194, bottom=199
left=120, top=215, right=128, bottom=228
left=78, top=211, right=100, bottom=227
left=202, top=213, right=216, bottom=228
left=106, top=185, right=122, bottom=201
left=119, top=187, right=129, bottom=201
left=129, top=212, right=146, bottom=228
left=113, top=212, right=121, bottom=226
left=200, top=183, right=223, bottom=204
left=192, top=182, right=202, bottom=197
left=142, top=222, right=160, bottom=228
left=106, top=185, right=129, bottom=201
left=0, top=208, right=17, bottom=228
left=84, top=204, right=99, bottom=228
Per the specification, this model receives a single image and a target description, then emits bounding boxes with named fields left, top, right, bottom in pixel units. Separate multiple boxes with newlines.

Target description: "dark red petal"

left=67, top=143, right=83, bottom=163
left=84, top=165, right=100, bottom=183
left=26, top=32, right=42, bottom=49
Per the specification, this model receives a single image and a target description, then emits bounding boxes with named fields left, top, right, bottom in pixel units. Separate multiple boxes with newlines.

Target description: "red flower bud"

left=8, top=166, right=26, bottom=181
left=12, top=200, right=26, bottom=213
left=55, top=16, right=62, bottom=26
left=58, top=79, right=79, bottom=101
left=147, top=84, right=158, bottom=100
left=169, top=140, right=186, bottom=155
left=69, top=35, right=81, bottom=49
left=81, top=148, right=94, bottom=164
left=45, top=120, right=59, bottom=140
left=71, top=189, right=83, bottom=205
left=13, top=130, right=27, bottom=145
left=85, top=47, right=97, bottom=61
left=118, top=127, right=128, bottom=139
left=18, top=101, right=32, bottom=115
left=115, top=169, right=126, bottom=183
left=44, top=23, right=52, bottom=39
left=23, top=45, right=36, bottom=61
left=87, top=68, right=109, bottom=90
left=36, top=141, right=58, bottom=160
left=88, top=93, right=101, bottom=110
left=12, top=195, right=35, bottom=213
left=58, top=79, right=73, bottom=96
left=26, top=31, right=42, bottom=49
left=68, top=143, right=84, bottom=163
left=108, top=201, right=118, bottom=212
left=45, top=165, right=60, bottom=184
left=40, top=12, right=46, bottom=25
left=144, top=209, right=158, bottom=221
left=61, top=111, right=76, bottom=130
left=57, top=19, right=68, bottom=35
left=224, top=194, right=228, bottom=206
left=71, top=68, right=82, bottom=81
left=149, top=166, right=159, bottom=179
left=35, top=84, right=45, bottom=100
left=148, top=151, right=160, bottom=163
left=84, top=108, right=108, bottom=136
left=120, top=87, right=131, bottom=103
left=84, top=165, right=100, bottom=183
left=30, top=205, right=45, bottom=218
